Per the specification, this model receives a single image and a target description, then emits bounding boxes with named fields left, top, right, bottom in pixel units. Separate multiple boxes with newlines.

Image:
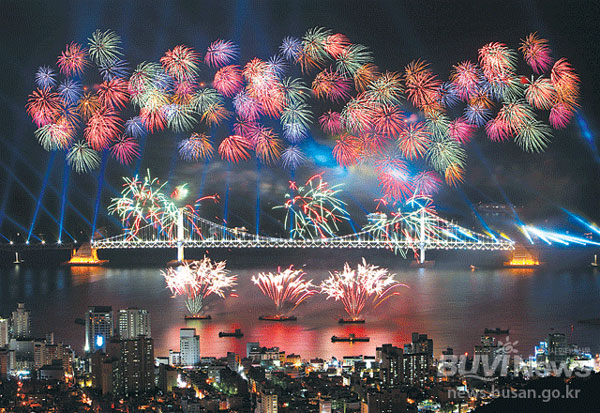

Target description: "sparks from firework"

left=108, top=170, right=219, bottom=240
left=274, top=173, right=350, bottom=240
left=320, top=258, right=407, bottom=320
left=110, top=135, right=140, bottom=165
left=162, top=257, right=237, bottom=316
left=88, top=29, right=123, bottom=66
left=363, top=196, right=437, bottom=256
left=179, top=132, right=215, bottom=162
left=252, top=266, right=316, bottom=316
left=27, top=28, right=580, bottom=210
left=205, top=39, right=239, bottom=68
left=160, top=44, right=201, bottom=81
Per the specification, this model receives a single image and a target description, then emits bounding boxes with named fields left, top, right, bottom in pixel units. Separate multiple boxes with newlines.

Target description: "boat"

left=338, top=318, right=365, bottom=324
left=184, top=314, right=212, bottom=320
left=484, top=328, right=509, bottom=335
left=331, top=334, right=370, bottom=343
left=259, top=315, right=297, bottom=321
left=578, top=318, right=600, bottom=326
left=219, top=329, right=243, bottom=338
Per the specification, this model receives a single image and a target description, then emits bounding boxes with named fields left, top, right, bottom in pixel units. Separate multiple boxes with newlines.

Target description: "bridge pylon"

left=419, top=207, right=426, bottom=264
left=177, top=207, right=185, bottom=262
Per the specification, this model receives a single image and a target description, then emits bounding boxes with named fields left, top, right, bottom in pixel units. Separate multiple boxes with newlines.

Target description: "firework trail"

left=162, top=257, right=237, bottom=315
left=320, top=258, right=407, bottom=321
left=252, top=266, right=316, bottom=316
left=274, top=173, right=350, bottom=239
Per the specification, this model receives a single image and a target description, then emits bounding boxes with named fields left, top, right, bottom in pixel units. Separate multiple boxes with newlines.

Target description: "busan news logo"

left=438, top=337, right=592, bottom=380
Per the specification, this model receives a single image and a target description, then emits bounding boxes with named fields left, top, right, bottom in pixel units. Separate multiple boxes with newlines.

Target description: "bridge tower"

left=177, top=208, right=184, bottom=262
left=419, top=206, right=426, bottom=264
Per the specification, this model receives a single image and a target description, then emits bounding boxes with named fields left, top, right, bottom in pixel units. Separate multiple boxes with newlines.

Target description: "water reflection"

left=0, top=263, right=599, bottom=361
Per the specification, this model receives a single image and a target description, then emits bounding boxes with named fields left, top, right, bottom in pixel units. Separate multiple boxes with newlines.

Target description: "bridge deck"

left=92, top=238, right=513, bottom=251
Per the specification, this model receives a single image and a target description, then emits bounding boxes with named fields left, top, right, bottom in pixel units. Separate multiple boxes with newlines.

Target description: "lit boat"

left=338, top=318, right=365, bottom=324
left=184, top=314, right=212, bottom=320
left=259, top=315, right=297, bottom=321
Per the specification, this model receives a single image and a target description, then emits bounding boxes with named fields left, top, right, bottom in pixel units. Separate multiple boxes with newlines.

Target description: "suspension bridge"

left=90, top=207, right=514, bottom=263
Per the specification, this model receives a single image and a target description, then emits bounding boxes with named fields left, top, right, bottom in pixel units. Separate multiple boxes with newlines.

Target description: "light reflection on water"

left=1, top=263, right=600, bottom=360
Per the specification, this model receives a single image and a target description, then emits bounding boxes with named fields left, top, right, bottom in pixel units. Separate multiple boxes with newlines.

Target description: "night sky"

left=1, top=0, right=599, bottom=243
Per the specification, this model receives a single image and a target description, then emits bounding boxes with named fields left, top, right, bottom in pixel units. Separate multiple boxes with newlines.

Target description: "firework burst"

left=275, top=173, right=350, bottom=239
left=163, top=257, right=237, bottom=316
left=320, top=258, right=407, bottom=321
left=252, top=266, right=316, bottom=316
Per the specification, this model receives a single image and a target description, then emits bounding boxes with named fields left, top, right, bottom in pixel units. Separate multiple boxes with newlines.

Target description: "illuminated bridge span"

left=92, top=209, right=514, bottom=263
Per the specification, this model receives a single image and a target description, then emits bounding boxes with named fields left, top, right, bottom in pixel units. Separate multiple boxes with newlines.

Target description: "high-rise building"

left=10, top=337, right=36, bottom=371
left=169, top=349, right=181, bottom=366
left=32, top=340, right=73, bottom=377
left=11, top=303, right=31, bottom=338
left=0, top=318, right=9, bottom=347
left=117, top=308, right=151, bottom=339
left=85, top=306, right=113, bottom=353
left=402, top=352, right=430, bottom=386
left=120, top=336, right=155, bottom=396
left=377, top=344, right=403, bottom=387
left=548, top=332, right=568, bottom=364
left=410, top=332, right=434, bottom=359
left=158, top=364, right=178, bottom=393
left=256, top=388, right=278, bottom=413
left=0, top=348, right=13, bottom=379
left=227, top=351, right=241, bottom=372
left=247, top=341, right=260, bottom=358
left=474, top=336, right=500, bottom=361
left=180, top=328, right=200, bottom=366
left=92, top=336, right=154, bottom=397
left=474, top=335, right=500, bottom=377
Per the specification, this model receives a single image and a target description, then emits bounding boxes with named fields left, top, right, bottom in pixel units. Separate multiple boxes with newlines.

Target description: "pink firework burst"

left=57, top=42, right=89, bottom=77
left=252, top=266, right=316, bottom=316
left=84, top=107, right=123, bottom=150
left=320, top=258, right=407, bottom=321
left=160, top=44, right=201, bottom=81
left=319, top=110, right=343, bottom=135
left=218, top=135, right=253, bottom=163
left=519, top=32, right=553, bottom=74
left=333, top=133, right=360, bottom=167
left=213, top=65, right=244, bottom=97
left=110, top=135, right=140, bottom=165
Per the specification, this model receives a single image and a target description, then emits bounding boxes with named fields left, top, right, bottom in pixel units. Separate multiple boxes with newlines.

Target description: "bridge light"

left=41, top=240, right=45, bottom=245
left=74, top=240, right=77, bottom=244
left=57, top=240, right=61, bottom=244
left=9, top=241, right=13, bottom=245
left=25, top=240, right=29, bottom=245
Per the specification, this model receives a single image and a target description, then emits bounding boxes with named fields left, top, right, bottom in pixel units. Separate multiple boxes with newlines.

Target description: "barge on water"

left=331, top=334, right=370, bottom=343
